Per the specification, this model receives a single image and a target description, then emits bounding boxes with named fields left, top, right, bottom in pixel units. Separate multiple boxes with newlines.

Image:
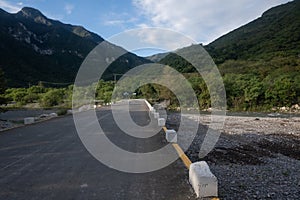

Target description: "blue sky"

left=0, top=0, right=292, bottom=56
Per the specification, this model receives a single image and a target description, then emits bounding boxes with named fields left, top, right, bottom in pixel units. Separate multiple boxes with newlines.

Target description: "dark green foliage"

left=264, top=75, right=297, bottom=107
left=205, top=0, right=300, bottom=63
left=39, top=89, right=66, bottom=107
left=5, top=88, right=28, bottom=105
left=95, top=80, right=114, bottom=103
left=159, top=53, right=195, bottom=73
left=0, top=68, right=8, bottom=105
left=4, top=85, right=71, bottom=107
left=57, top=108, right=68, bottom=116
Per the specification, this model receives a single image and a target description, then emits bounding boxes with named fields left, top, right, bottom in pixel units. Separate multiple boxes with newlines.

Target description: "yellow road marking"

left=172, top=143, right=192, bottom=169
left=163, top=126, right=168, bottom=132
left=162, top=126, right=218, bottom=199
left=163, top=126, right=192, bottom=169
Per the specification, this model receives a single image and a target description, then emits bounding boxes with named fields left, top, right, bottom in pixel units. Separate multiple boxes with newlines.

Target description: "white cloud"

left=0, top=0, right=22, bottom=13
left=108, top=28, right=195, bottom=55
left=104, top=18, right=137, bottom=26
left=64, top=3, right=74, bottom=15
left=102, top=12, right=138, bottom=28
left=132, top=0, right=292, bottom=45
left=104, top=19, right=125, bottom=26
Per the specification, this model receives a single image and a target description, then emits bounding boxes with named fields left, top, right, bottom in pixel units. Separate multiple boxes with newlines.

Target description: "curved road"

left=0, top=100, right=196, bottom=200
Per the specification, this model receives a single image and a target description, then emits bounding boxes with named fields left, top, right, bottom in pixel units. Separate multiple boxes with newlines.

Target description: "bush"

left=57, top=108, right=68, bottom=116
left=39, top=89, right=65, bottom=107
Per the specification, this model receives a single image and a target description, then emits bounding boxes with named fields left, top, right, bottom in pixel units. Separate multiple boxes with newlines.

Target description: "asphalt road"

left=0, top=100, right=196, bottom=200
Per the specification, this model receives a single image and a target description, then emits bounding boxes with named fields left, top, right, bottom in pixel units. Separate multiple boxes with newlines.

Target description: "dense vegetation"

left=0, top=71, right=298, bottom=112
left=158, top=54, right=300, bottom=111
left=0, top=80, right=115, bottom=109
left=0, top=68, right=8, bottom=107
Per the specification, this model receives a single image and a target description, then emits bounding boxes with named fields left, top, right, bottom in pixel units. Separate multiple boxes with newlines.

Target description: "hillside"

left=206, top=0, right=300, bottom=64
left=160, top=0, right=300, bottom=67
left=0, top=7, right=150, bottom=87
left=157, top=0, right=300, bottom=110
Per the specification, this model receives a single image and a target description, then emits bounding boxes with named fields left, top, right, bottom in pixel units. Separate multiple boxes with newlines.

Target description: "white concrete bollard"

left=49, top=113, right=58, bottom=117
left=151, top=109, right=156, bottom=114
left=149, top=107, right=155, bottom=114
left=24, top=117, right=35, bottom=125
left=189, top=161, right=218, bottom=198
left=158, top=118, right=166, bottom=127
left=166, top=129, right=177, bottom=143
left=154, top=112, right=159, bottom=119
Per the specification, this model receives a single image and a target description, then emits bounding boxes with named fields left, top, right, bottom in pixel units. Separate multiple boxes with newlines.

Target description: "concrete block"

left=158, top=118, right=166, bottom=127
left=49, top=113, right=58, bottom=117
left=144, top=99, right=152, bottom=110
left=24, top=117, right=35, bottom=125
left=166, top=129, right=177, bottom=143
left=189, top=161, right=218, bottom=198
left=150, top=108, right=156, bottom=114
left=154, top=112, right=159, bottom=119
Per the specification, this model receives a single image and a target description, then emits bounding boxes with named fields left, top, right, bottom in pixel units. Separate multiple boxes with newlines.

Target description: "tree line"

left=0, top=66, right=299, bottom=111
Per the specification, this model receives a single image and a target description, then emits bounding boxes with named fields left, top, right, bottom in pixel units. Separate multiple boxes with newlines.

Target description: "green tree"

left=96, top=80, right=114, bottom=103
left=244, top=76, right=264, bottom=109
left=39, top=89, right=66, bottom=107
left=5, top=88, right=28, bottom=105
left=0, top=68, right=8, bottom=105
left=264, top=75, right=297, bottom=107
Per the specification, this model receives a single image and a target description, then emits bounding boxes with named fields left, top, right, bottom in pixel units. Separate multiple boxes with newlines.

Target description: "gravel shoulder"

left=166, top=112, right=300, bottom=199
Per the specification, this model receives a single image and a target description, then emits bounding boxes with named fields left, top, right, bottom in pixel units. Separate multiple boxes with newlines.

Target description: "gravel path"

left=166, top=112, right=300, bottom=200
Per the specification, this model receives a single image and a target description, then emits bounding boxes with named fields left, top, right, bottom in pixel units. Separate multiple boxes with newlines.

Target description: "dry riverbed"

left=166, top=113, right=300, bottom=200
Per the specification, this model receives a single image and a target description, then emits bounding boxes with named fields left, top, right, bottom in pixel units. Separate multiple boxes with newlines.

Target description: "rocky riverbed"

left=166, top=112, right=300, bottom=199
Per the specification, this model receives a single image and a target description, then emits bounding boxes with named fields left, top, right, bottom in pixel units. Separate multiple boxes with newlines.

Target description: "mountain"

left=146, top=52, right=169, bottom=62
left=205, top=0, right=300, bottom=64
left=0, top=7, right=150, bottom=87
left=158, top=0, right=300, bottom=72
left=156, top=0, right=300, bottom=110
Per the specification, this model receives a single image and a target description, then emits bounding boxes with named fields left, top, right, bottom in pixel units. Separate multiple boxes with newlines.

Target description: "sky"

left=0, top=0, right=292, bottom=56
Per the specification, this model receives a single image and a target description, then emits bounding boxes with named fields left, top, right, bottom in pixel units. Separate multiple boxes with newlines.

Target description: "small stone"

left=80, top=183, right=88, bottom=188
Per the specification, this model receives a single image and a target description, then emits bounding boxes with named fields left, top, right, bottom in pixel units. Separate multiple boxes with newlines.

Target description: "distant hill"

left=146, top=52, right=169, bottom=62
left=205, top=0, right=300, bottom=64
left=159, top=0, right=300, bottom=71
left=0, top=7, right=150, bottom=87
